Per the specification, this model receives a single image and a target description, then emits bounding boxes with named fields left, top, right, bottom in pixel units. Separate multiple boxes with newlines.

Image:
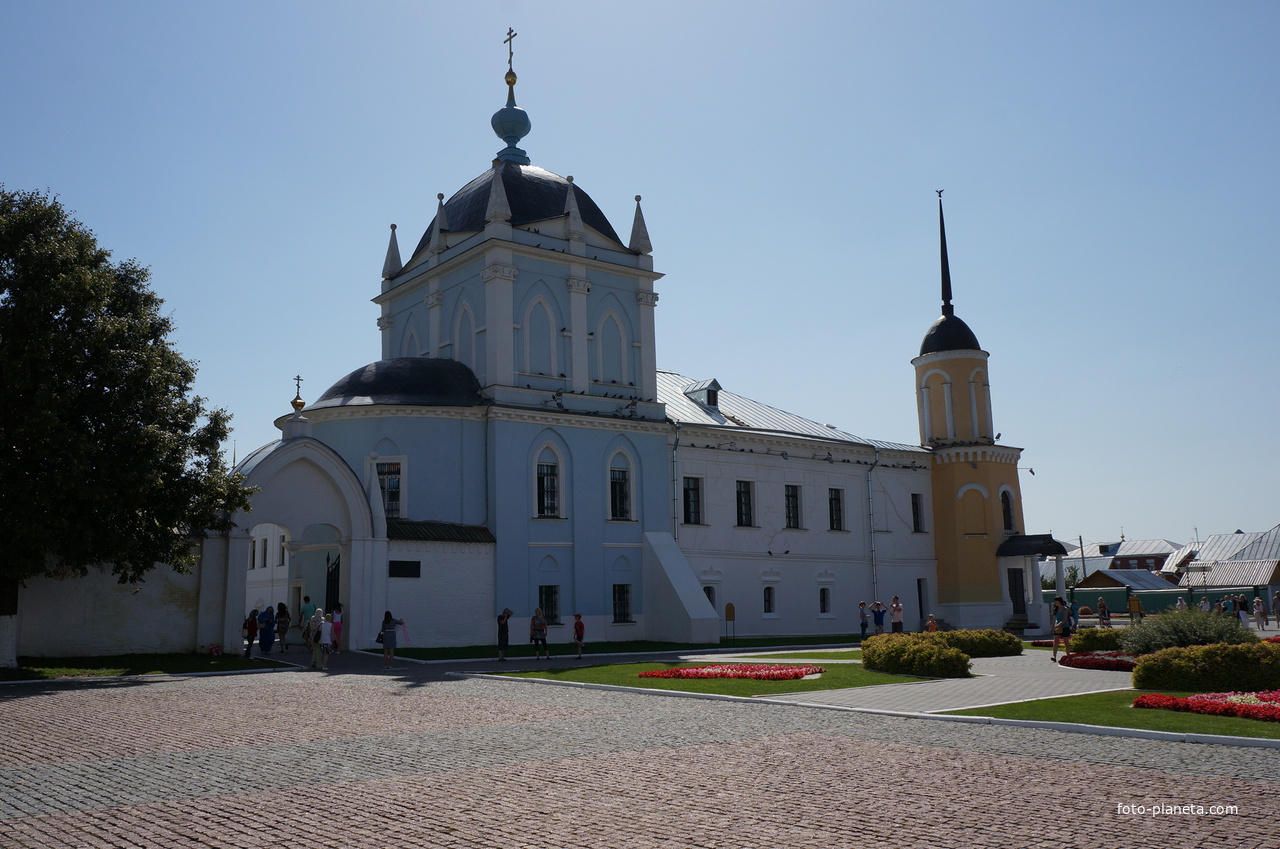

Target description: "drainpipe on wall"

left=868, top=446, right=881, bottom=601
left=670, top=421, right=681, bottom=540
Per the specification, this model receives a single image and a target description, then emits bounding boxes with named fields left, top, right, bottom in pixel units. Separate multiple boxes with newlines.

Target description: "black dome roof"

left=919, top=313, right=982, bottom=356
left=413, top=162, right=623, bottom=257
left=310, top=358, right=484, bottom=410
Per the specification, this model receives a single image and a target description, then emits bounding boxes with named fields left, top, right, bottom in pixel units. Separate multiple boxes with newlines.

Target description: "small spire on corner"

left=428, top=193, right=449, bottom=254
left=382, top=223, right=402, bottom=279
left=564, top=175, right=584, bottom=240
left=628, top=195, right=652, bottom=255
left=486, top=160, right=512, bottom=222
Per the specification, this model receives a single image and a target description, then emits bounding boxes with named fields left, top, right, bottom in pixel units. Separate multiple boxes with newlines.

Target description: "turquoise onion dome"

left=491, top=69, right=531, bottom=165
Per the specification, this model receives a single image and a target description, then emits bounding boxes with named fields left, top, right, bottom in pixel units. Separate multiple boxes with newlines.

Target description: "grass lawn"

left=0, top=653, right=292, bottom=682
left=494, top=660, right=919, bottom=697
left=398, top=634, right=860, bottom=662
left=744, top=650, right=862, bottom=661
left=944, top=690, right=1280, bottom=740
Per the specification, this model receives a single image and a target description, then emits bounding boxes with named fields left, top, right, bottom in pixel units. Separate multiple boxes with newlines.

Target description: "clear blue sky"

left=5, top=1, right=1278, bottom=548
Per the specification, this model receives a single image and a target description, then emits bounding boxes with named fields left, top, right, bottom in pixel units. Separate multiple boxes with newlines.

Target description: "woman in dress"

left=1050, top=597, right=1072, bottom=663
left=275, top=602, right=290, bottom=651
left=257, top=605, right=276, bottom=655
left=331, top=603, right=343, bottom=652
left=380, top=610, right=404, bottom=669
left=1253, top=597, right=1266, bottom=631
left=529, top=607, right=549, bottom=659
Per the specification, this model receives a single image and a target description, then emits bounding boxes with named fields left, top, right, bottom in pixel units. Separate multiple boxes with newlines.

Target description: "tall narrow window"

left=911, top=493, right=925, bottom=533
left=538, top=585, right=561, bottom=625
left=785, top=485, right=801, bottom=529
left=703, top=585, right=715, bottom=608
left=819, top=587, right=831, bottom=614
left=1001, top=491, right=1015, bottom=533
left=249, top=542, right=256, bottom=571
left=609, top=454, right=631, bottom=520
left=828, top=488, right=844, bottom=531
left=612, top=584, right=632, bottom=622
left=537, top=462, right=559, bottom=517
left=736, top=480, right=754, bottom=527
left=376, top=461, right=401, bottom=519
left=763, top=585, right=776, bottom=614
left=682, top=477, right=703, bottom=525
left=278, top=534, right=287, bottom=566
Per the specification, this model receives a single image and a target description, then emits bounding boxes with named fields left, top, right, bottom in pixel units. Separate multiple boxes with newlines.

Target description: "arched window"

left=819, top=587, right=831, bottom=615
left=524, top=298, right=556, bottom=376
left=598, top=313, right=626, bottom=385
left=1001, top=490, right=1015, bottom=533
left=763, top=585, right=776, bottom=614
left=703, top=585, right=715, bottom=608
left=609, top=452, right=631, bottom=520
left=535, top=446, right=560, bottom=518
left=454, top=305, right=476, bottom=370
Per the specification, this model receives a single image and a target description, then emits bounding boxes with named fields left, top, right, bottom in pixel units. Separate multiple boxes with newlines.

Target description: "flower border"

left=638, top=663, right=824, bottom=681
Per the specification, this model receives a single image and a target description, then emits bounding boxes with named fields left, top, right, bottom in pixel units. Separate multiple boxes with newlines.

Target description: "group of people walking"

left=243, top=596, right=344, bottom=668
left=1197, top=593, right=1274, bottom=630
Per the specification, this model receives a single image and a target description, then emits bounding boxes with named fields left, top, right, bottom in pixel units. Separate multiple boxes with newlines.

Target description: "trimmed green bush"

left=1069, top=627, right=1122, bottom=653
left=935, top=628, right=1022, bottom=658
left=1133, top=641, right=1280, bottom=692
left=1118, top=609, right=1258, bottom=656
left=862, top=633, right=972, bottom=677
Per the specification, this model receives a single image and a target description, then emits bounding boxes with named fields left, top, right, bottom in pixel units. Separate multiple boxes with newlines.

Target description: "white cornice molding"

left=930, top=444, right=1024, bottom=464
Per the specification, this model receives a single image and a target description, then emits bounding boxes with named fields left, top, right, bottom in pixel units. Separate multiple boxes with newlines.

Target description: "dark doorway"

left=1007, top=568, right=1026, bottom=616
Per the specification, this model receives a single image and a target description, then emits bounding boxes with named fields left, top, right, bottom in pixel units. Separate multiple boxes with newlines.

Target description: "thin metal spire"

left=937, top=190, right=954, bottom=316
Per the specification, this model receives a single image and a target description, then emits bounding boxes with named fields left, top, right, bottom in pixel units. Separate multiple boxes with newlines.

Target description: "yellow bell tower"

left=913, top=193, right=1026, bottom=629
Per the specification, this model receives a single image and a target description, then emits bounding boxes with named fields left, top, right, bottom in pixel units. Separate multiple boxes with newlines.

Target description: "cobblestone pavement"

left=1, top=659, right=1277, bottom=848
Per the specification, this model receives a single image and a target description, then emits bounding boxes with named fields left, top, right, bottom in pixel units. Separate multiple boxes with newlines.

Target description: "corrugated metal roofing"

left=1192, top=532, right=1264, bottom=563
left=1230, top=524, right=1280, bottom=561
left=1077, top=568, right=1180, bottom=591
left=1177, top=560, right=1280, bottom=588
left=1116, top=539, right=1182, bottom=557
left=657, top=370, right=926, bottom=453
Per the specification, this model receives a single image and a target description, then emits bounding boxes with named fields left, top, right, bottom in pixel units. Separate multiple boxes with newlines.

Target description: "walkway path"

left=1, top=648, right=1277, bottom=848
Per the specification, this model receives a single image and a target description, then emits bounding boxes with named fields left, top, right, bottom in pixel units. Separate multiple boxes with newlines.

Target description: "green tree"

left=0, top=187, right=252, bottom=666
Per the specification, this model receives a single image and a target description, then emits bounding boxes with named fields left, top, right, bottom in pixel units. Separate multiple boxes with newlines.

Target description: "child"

left=925, top=613, right=938, bottom=632
left=572, top=613, right=585, bottom=658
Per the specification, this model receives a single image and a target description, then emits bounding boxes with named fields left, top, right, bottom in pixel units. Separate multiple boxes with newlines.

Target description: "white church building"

left=14, top=58, right=1058, bottom=658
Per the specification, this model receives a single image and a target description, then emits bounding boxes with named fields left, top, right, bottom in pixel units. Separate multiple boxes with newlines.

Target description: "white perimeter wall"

left=377, top=540, right=495, bottom=650
left=17, top=563, right=208, bottom=657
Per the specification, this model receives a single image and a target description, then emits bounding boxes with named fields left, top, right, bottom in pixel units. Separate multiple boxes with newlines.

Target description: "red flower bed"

left=1030, top=640, right=1054, bottom=647
left=1265, top=636, right=1280, bottom=644
left=1133, top=690, right=1280, bottom=723
left=1057, top=651, right=1136, bottom=671
left=638, top=663, right=824, bottom=681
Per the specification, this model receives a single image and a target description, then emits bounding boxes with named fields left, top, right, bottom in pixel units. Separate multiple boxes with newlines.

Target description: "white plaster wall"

left=17, top=564, right=204, bottom=657
left=374, top=541, right=495, bottom=649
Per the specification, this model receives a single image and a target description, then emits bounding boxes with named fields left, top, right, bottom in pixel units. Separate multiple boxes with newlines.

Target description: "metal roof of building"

left=1177, top=560, right=1280, bottom=589
left=1039, top=555, right=1112, bottom=584
left=386, top=519, right=495, bottom=544
left=1076, top=568, right=1180, bottom=591
left=656, top=370, right=926, bottom=453
left=1117, top=539, right=1182, bottom=557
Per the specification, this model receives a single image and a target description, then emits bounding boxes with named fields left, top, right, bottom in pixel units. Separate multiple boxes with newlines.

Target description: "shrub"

left=935, top=628, right=1022, bottom=658
left=1132, top=642, right=1280, bottom=692
left=861, top=633, right=972, bottom=677
left=1118, top=609, right=1258, bottom=656
left=1069, top=627, right=1123, bottom=653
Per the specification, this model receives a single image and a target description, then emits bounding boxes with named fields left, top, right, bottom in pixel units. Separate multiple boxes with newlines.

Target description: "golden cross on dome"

left=504, top=28, right=517, bottom=71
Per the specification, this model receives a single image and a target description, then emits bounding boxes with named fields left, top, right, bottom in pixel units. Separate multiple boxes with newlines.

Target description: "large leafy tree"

left=0, top=186, right=253, bottom=666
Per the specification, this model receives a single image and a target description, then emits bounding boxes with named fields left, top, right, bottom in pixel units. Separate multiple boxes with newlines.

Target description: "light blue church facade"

left=211, top=63, right=1039, bottom=656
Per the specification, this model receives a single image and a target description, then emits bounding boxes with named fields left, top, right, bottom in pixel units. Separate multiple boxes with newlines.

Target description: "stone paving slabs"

left=1, top=658, right=1277, bottom=848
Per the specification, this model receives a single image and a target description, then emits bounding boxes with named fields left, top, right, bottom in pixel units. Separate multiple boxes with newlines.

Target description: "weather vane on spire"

left=504, top=28, right=517, bottom=71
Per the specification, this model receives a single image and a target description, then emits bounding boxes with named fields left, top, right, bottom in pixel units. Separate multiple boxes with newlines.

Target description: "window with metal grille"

left=376, top=461, right=402, bottom=519
left=736, top=480, right=754, bottom=527
left=912, top=492, right=926, bottom=533
left=819, top=587, right=831, bottom=614
left=538, top=584, right=561, bottom=624
left=829, top=488, right=844, bottom=531
left=763, top=585, right=776, bottom=614
left=785, top=484, right=801, bottom=529
left=612, top=583, right=632, bottom=622
left=610, top=468, right=630, bottom=520
left=537, top=463, right=559, bottom=517
left=682, top=477, right=702, bottom=525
